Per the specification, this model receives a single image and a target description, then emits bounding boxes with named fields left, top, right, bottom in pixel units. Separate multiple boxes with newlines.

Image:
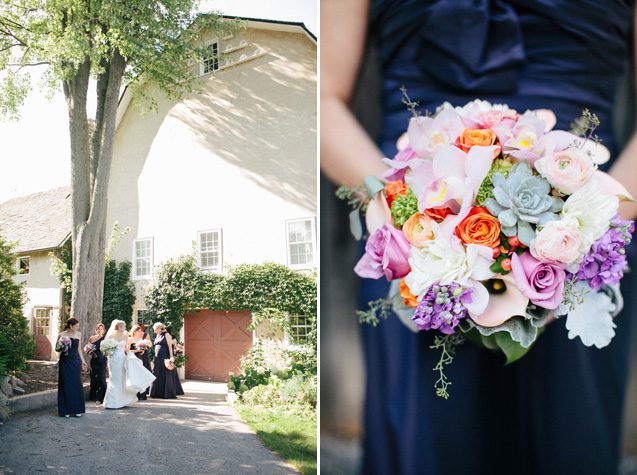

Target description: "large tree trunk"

left=65, top=50, right=127, bottom=342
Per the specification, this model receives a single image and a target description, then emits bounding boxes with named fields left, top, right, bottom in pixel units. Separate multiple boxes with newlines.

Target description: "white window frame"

left=197, top=229, right=223, bottom=272
left=135, top=308, right=151, bottom=327
left=16, top=255, right=30, bottom=275
left=132, top=237, right=154, bottom=281
left=285, top=218, right=316, bottom=270
left=286, top=314, right=312, bottom=346
left=33, top=307, right=52, bottom=337
left=199, top=38, right=220, bottom=76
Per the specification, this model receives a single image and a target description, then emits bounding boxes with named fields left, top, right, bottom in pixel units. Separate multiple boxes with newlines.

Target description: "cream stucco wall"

left=105, top=27, right=316, bottom=307
left=13, top=250, right=64, bottom=360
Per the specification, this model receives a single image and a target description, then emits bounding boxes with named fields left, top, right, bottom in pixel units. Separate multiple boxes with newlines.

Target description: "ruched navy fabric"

left=361, top=2, right=636, bottom=474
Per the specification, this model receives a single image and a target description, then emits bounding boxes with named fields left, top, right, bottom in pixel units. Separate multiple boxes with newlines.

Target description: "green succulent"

left=485, top=163, right=563, bottom=246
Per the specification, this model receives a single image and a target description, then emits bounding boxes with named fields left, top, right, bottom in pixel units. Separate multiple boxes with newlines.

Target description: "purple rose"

left=354, top=224, right=411, bottom=281
left=510, top=251, right=566, bottom=309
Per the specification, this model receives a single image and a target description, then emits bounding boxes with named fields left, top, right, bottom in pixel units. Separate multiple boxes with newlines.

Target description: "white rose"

left=561, top=181, right=618, bottom=248
left=405, top=234, right=470, bottom=296
left=535, top=147, right=596, bottom=195
left=530, top=218, right=584, bottom=265
left=404, top=229, right=494, bottom=297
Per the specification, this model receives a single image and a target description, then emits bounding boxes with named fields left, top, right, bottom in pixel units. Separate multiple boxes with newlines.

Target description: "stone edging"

left=8, top=384, right=90, bottom=415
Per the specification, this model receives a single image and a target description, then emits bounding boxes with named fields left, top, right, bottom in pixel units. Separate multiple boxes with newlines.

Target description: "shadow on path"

left=0, top=381, right=298, bottom=474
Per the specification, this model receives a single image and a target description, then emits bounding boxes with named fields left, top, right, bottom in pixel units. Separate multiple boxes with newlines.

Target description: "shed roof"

left=0, top=186, right=71, bottom=253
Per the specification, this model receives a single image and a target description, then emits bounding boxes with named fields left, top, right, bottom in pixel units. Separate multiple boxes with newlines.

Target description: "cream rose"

left=561, top=180, right=619, bottom=248
left=530, top=218, right=584, bottom=266
left=535, top=147, right=596, bottom=195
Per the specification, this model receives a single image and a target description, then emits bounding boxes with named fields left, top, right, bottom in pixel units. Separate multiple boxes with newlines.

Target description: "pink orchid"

left=407, top=109, right=466, bottom=158
left=408, top=144, right=498, bottom=226
left=381, top=147, right=422, bottom=182
left=503, top=111, right=549, bottom=162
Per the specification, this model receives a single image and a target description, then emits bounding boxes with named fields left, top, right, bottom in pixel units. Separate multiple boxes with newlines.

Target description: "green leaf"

left=349, top=207, right=363, bottom=241
left=494, top=331, right=532, bottom=365
left=364, top=176, right=385, bottom=198
left=479, top=334, right=499, bottom=350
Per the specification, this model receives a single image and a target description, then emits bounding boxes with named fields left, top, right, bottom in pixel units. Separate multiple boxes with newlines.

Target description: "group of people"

left=57, top=317, right=184, bottom=418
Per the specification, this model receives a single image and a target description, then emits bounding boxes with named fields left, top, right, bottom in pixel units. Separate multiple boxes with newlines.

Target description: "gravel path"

left=0, top=381, right=298, bottom=475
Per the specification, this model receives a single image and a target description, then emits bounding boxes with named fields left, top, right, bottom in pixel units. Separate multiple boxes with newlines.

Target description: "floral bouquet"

left=174, top=342, right=187, bottom=368
left=55, top=336, right=71, bottom=355
left=345, top=97, right=634, bottom=398
left=136, top=339, right=151, bottom=351
left=100, top=339, right=119, bottom=357
left=83, top=343, right=96, bottom=358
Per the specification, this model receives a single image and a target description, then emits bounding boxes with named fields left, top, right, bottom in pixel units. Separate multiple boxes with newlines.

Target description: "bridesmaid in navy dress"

left=129, top=324, right=152, bottom=400
left=322, top=1, right=637, bottom=474
left=150, top=322, right=177, bottom=399
left=165, top=324, right=184, bottom=396
left=88, top=322, right=107, bottom=404
left=57, top=318, right=88, bottom=417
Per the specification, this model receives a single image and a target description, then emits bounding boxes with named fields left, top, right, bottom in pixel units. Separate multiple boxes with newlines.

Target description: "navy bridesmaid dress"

left=150, top=332, right=178, bottom=399
left=57, top=337, right=85, bottom=417
left=132, top=334, right=152, bottom=400
left=89, top=335, right=107, bottom=403
left=167, top=332, right=185, bottom=396
left=362, top=1, right=636, bottom=474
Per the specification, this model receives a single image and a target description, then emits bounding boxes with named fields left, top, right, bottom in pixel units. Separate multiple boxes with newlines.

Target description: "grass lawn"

left=237, top=405, right=317, bottom=474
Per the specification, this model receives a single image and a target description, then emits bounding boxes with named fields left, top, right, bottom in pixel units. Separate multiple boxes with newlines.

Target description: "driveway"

left=0, top=381, right=298, bottom=474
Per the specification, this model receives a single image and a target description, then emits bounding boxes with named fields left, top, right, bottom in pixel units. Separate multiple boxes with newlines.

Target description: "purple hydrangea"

left=412, top=282, right=473, bottom=334
left=576, top=214, right=634, bottom=289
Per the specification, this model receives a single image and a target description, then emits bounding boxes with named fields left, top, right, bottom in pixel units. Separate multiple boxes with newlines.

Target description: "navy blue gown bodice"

left=57, top=338, right=85, bottom=416
left=361, top=2, right=636, bottom=475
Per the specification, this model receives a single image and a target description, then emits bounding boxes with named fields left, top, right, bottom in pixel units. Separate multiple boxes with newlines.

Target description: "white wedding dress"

left=103, top=339, right=156, bottom=409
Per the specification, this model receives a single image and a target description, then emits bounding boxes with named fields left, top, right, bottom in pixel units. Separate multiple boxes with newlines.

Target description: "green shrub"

left=278, top=374, right=317, bottom=409
left=229, top=342, right=271, bottom=395
left=0, top=234, right=34, bottom=373
left=285, top=344, right=317, bottom=376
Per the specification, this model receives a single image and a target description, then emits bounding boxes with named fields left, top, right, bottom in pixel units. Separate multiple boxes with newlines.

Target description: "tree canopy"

left=0, top=1, right=239, bottom=339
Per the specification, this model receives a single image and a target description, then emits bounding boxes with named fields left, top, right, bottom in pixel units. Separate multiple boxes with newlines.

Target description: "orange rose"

left=385, top=180, right=409, bottom=207
left=456, top=128, right=499, bottom=156
left=399, top=278, right=419, bottom=308
left=424, top=207, right=452, bottom=222
left=455, top=206, right=501, bottom=248
left=402, top=212, right=435, bottom=247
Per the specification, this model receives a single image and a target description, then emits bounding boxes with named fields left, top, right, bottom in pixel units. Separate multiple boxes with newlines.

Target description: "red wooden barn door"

left=184, top=310, right=252, bottom=381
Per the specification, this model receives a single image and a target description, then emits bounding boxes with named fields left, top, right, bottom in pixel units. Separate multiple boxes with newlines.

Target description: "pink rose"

left=534, top=147, right=596, bottom=195
left=510, top=252, right=566, bottom=310
left=530, top=218, right=584, bottom=265
left=354, top=224, right=411, bottom=281
left=477, top=109, right=518, bottom=129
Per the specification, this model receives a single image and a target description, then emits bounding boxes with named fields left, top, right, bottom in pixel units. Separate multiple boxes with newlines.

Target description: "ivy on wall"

left=144, top=255, right=317, bottom=338
left=102, top=260, right=135, bottom=329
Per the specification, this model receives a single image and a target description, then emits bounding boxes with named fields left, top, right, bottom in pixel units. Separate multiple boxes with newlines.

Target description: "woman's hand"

left=81, top=362, right=89, bottom=372
left=321, top=0, right=388, bottom=186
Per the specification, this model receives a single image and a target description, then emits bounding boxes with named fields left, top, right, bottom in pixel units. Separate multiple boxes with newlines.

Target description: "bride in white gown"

left=103, top=320, right=156, bottom=409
